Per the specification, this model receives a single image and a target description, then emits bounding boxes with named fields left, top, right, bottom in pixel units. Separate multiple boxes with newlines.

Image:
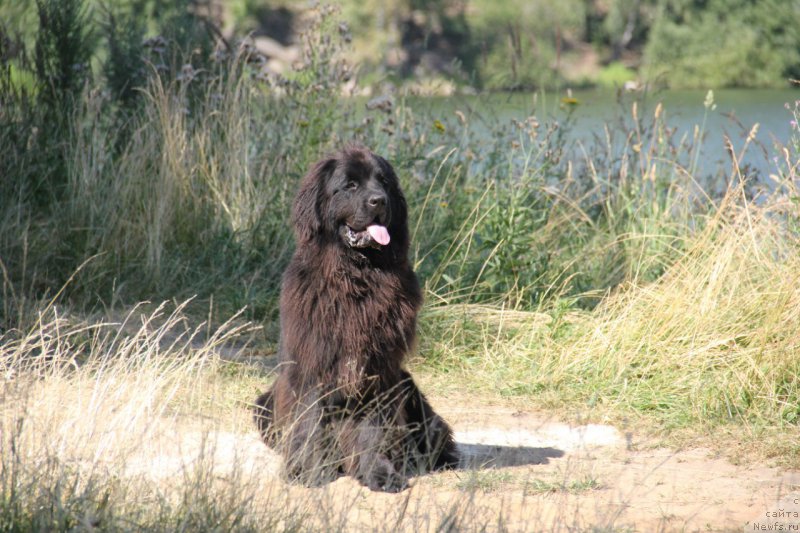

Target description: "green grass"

left=455, top=471, right=516, bottom=493
left=416, top=179, right=800, bottom=462
left=525, top=476, right=603, bottom=495
left=452, top=470, right=602, bottom=494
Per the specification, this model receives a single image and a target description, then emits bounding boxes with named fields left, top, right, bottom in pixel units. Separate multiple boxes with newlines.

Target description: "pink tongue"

left=367, top=224, right=390, bottom=246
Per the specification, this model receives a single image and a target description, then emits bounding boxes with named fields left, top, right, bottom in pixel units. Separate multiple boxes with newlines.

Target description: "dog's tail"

left=252, top=388, right=279, bottom=447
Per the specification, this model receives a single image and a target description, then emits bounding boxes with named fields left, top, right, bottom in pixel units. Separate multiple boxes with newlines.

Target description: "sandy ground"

left=124, top=399, right=799, bottom=532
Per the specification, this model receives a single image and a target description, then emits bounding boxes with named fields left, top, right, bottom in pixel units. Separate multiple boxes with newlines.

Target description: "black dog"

left=253, top=145, right=458, bottom=492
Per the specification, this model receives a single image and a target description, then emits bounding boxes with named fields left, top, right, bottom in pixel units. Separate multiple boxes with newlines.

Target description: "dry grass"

left=0, top=302, right=267, bottom=530
left=2, top=208, right=799, bottom=528
left=0, top=302, right=523, bottom=531
left=418, top=181, right=800, bottom=465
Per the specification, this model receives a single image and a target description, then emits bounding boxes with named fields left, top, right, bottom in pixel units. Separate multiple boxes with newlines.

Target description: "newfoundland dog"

left=253, top=144, right=458, bottom=492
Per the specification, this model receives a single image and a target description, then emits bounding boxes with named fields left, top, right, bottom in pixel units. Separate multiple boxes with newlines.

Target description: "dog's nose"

left=368, top=194, right=386, bottom=208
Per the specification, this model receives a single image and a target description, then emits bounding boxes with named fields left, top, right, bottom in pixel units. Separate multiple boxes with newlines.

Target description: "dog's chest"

left=329, top=269, right=415, bottom=349
left=282, top=254, right=420, bottom=392
left=314, top=268, right=416, bottom=379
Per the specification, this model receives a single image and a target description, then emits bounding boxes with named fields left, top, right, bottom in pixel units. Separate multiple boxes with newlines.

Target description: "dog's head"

left=292, top=145, right=410, bottom=259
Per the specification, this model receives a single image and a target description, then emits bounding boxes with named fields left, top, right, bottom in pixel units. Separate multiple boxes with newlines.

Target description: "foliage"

left=596, top=61, right=638, bottom=87
left=27, top=0, right=96, bottom=203
left=3, top=0, right=800, bottom=89
left=0, top=1, right=352, bottom=323
left=33, top=0, right=95, bottom=106
left=642, top=0, right=800, bottom=88
left=3, top=0, right=794, bottom=321
left=466, top=0, right=586, bottom=90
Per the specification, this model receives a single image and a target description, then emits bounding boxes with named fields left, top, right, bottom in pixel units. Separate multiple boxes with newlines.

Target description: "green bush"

left=643, top=0, right=800, bottom=88
left=596, top=62, right=637, bottom=88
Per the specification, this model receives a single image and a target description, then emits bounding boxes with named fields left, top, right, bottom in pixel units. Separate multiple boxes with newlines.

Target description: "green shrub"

left=596, top=62, right=637, bottom=88
left=643, top=0, right=800, bottom=88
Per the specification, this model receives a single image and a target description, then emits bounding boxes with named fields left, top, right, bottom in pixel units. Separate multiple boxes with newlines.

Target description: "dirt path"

left=439, top=405, right=799, bottom=531
left=125, top=399, right=799, bottom=532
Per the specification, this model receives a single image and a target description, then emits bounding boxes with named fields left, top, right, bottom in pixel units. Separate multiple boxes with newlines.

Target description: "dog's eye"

left=345, top=181, right=358, bottom=191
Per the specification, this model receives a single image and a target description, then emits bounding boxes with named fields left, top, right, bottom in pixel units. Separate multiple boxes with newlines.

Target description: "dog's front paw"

left=362, top=458, right=409, bottom=493
left=284, top=457, right=340, bottom=488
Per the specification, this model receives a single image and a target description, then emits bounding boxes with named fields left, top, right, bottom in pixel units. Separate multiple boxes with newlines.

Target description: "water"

left=406, top=89, right=797, bottom=182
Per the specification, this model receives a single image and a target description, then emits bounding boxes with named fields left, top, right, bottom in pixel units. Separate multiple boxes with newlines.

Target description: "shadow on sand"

left=456, top=442, right=564, bottom=469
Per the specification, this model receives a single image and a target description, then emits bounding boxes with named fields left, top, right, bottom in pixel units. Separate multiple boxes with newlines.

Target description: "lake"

left=406, top=89, right=797, bottom=185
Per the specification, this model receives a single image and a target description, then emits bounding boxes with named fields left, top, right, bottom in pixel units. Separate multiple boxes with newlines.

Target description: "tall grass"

left=1, top=2, right=361, bottom=324
left=1, top=2, right=722, bottom=322
left=1, top=303, right=594, bottom=531
left=418, top=174, right=800, bottom=461
left=407, top=98, right=715, bottom=309
left=0, top=302, right=262, bottom=530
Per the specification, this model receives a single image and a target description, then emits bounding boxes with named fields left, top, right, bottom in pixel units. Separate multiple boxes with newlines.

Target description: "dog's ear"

left=292, top=157, right=336, bottom=243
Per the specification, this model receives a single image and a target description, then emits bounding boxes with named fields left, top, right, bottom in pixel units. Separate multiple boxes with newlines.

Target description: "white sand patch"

left=123, top=419, right=623, bottom=481
left=455, top=423, right=623, bottom=452
left=124, top=430, right=281, bottom=480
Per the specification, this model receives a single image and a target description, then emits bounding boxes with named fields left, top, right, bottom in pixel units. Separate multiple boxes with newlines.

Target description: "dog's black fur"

left=253, top=145, right=458, bottom=492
